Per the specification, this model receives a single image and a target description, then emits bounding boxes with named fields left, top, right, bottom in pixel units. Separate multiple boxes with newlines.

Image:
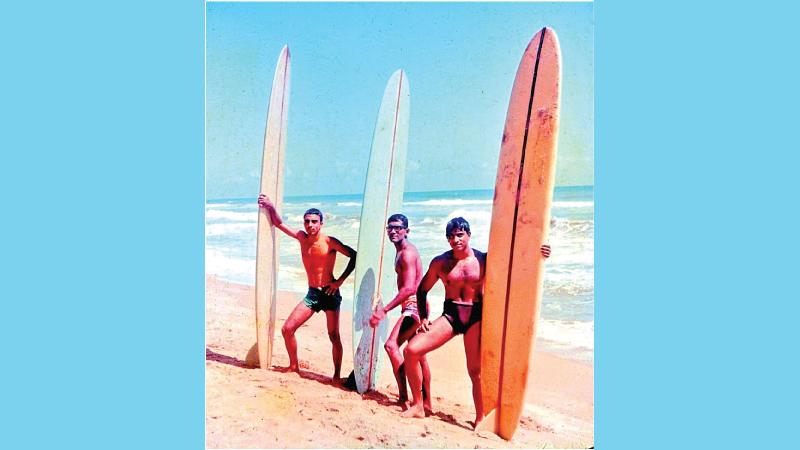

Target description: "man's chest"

left=302, top=240, right=330, bottom=257
left=442, top=259, right=481, bottom=285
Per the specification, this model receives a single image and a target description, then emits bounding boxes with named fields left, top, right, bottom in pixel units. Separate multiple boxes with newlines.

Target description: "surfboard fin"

left=474, top=409, right=499, bottom=435
left=245, top=342, right=260, bottom=368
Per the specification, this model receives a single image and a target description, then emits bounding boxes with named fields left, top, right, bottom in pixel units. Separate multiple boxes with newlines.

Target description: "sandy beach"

left=205, top=275, right=593, bottom=448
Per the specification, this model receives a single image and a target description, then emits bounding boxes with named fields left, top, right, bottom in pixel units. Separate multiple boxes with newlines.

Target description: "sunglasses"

left=386, top=225, right=407, bottom=231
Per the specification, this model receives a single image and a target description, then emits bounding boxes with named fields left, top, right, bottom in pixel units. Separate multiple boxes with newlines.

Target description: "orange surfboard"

left=477, top=27, right=561, bottom=440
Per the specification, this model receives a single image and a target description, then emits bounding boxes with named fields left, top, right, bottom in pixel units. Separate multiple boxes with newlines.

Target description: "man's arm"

left=257, top=194, right=301, bottom=241
left=416, top=257, right=441, bottom=323
left=326, top=237, right=357, bottom=295
left=370, top=252, right=418, bottom=326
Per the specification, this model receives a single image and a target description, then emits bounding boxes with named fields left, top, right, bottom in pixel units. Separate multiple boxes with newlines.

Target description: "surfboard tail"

left=475, top=409, right=518, bottom=441
left=364, top=294, right=388, bottom=392
left=474, top=409, right=499, bottom=434
left=245, top=342, right=259, bottom=368
left=365, top=296, right=379, bottom=390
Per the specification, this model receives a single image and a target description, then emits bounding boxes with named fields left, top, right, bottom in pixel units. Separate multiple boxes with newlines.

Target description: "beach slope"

left=206, top=275, right=593, bottom=448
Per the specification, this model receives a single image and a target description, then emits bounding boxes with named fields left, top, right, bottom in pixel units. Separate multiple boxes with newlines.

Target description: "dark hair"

left=446, top=217, right=471, bottom=237
left=387, top=213, right=408, bottom=229
left=304, top=208, right=323, bottom=222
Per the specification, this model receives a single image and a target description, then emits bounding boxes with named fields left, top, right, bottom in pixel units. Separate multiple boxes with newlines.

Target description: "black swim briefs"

left=442, top=299, right=482, bottom=335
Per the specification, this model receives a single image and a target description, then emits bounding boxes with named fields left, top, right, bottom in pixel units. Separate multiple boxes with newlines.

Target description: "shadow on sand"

left=271, top=365, right=354, bottom=393
left=360, top=389, right=473, bottom=431
left=205, top=348, right=249, bottom=368
left=360, top=388, right=401, bottom=408
left=430, top=410, right=472, bottom=431
left=206, top=348, right=473, bottom=431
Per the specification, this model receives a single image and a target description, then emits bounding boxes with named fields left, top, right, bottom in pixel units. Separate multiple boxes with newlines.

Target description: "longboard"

left=352, top=70, right=410, bottom=393
left=249, top=45, right=291, bottom=369
left=476, top=27, right=561, bottom=440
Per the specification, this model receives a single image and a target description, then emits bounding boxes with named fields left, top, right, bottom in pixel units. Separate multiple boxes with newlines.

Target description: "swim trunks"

left=303, top=286, right=342, bottom=312
left=401, top=295, right=421, bottom=323
left=442, top=299, right=482, bottom=335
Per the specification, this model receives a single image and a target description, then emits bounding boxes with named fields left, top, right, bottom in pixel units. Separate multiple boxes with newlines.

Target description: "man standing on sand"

left=369, top=214, right=432, bottom=412
left=400, top=217, right=550, bottom=426
left=258, top=194, right=357, bottom=384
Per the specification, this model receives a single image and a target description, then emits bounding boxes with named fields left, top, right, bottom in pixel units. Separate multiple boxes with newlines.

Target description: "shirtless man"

left=258, top=194, right=357, bottom=383
left=368, top=214, right=432, bottom=412
left=401, top=217, right=550, bottom=426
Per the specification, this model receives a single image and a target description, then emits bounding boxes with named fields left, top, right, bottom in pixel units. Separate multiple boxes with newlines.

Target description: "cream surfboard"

left=352, top=70, right=410, bottom=393
left=476, top=28, right=561, bottom=440
left=247, top=46, right=291, bottom=369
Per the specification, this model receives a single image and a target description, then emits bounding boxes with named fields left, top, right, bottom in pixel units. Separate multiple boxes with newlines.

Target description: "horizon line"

left=207, top=184, right=593, bottom=202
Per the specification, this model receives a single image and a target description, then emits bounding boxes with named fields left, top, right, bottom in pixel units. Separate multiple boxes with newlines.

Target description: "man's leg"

left=385, top=318, right=410, bottom=403
left=391, top=317, right=422, bottom=405
left=324, top=309, right=342, bottom=382
left=281, top=301, right=315, bottom=372
left=463, top=321, right=483, bottom=427
left=401, top=317, right=454, bottom=418
left=421, top=354, right=432, bottom=414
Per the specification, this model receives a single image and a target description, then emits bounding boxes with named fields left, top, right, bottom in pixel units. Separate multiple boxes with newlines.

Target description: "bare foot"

left=287, top=364, right=300, bottom=374
left=423, top=399, right=433, bottom=416
left=400, top=403, right=425, bottom=418
left=396, top=399, right=410, bottom=411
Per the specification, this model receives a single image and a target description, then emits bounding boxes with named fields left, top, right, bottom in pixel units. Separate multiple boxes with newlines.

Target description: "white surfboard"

left=352, top=70, right=410, bottom=393
left=250, top=45, right=290, bottom=369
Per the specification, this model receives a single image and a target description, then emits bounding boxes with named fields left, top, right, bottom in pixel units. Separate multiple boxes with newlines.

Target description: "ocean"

left=206, top=186, right=594, bottom=362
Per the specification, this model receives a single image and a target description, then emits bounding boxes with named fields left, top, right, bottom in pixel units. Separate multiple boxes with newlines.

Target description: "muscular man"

left=258, top=194, right=356, bottom=383
left=401, top=217, right=550, bottom=425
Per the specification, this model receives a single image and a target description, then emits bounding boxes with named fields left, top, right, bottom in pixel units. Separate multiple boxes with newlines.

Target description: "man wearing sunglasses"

left=369, top=214, right=432, bottom=413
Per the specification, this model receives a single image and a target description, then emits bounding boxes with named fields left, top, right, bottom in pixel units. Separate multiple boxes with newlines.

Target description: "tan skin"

left=401, top=226, right=550, bottom=426
left=258, top=194, right=356, bottom=383
left=368, top=219, right=432, bottom=412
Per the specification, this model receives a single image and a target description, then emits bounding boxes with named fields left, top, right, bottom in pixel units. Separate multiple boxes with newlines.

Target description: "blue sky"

left=206, top=2, right=593, bottom=199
